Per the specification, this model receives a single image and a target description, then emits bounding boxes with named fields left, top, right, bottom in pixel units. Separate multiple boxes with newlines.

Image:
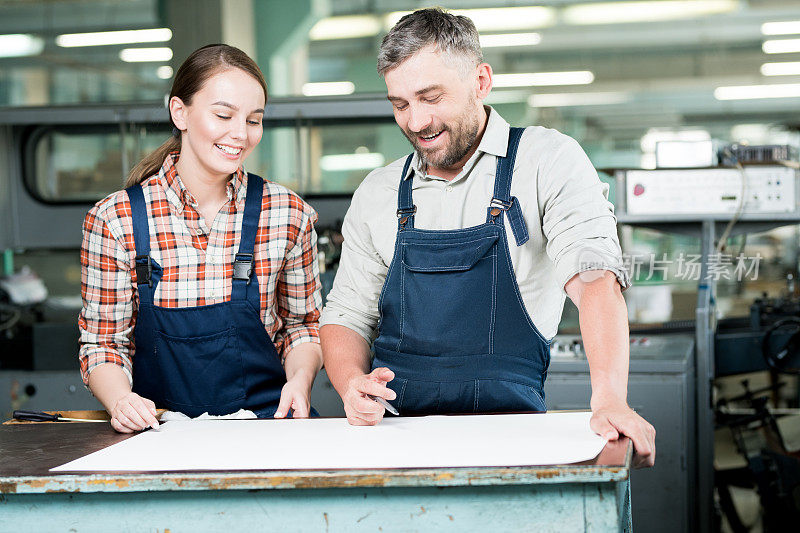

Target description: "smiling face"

left=170, top=67, right=265, bottom=183
left=385, top=45, right=491, bottom=173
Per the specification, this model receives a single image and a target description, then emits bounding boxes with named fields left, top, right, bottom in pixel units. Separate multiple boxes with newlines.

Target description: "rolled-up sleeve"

left=78, top=204, right=136, bottom=386
left=275, top=207, right=323, bottom=356
left=538, top=135, right=631, bottom=293
left=319, top=181, right=388, bottom=343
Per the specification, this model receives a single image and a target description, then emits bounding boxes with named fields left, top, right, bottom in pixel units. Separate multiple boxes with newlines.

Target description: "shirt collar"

left=406, top=106, right=510, bottom=181
left=159, top=152, right=247, bottom=214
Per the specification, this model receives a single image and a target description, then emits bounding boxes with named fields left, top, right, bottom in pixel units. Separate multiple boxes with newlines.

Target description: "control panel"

left=623, top=166, right=797, bottom=215
left=550, top=334, right=689, bottom=360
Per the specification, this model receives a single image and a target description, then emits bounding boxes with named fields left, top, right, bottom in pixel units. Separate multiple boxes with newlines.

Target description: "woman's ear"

left=169, top=96, right=188, bottom=132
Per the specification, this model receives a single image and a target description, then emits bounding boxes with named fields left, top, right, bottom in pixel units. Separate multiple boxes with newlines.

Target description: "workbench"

left=0, top=414, right=632, bottom=532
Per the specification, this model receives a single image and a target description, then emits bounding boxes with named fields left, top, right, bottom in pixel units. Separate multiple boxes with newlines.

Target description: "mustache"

left=409, top=125, right=448, bottom=137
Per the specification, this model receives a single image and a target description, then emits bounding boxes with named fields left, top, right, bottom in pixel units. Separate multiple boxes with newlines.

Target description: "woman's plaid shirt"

left=78, top=153, right=322, bottom=385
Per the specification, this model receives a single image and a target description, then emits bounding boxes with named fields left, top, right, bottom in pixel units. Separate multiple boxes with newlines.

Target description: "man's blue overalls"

left=373, top=127, right=551, bottom=415
left=126, top=173, right=287, bottom=418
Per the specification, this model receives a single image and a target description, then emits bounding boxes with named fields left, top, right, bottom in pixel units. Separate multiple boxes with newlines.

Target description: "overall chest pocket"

left=399, top=234, right=498, bottom=356
left=155, top=327, right=245, bottom=412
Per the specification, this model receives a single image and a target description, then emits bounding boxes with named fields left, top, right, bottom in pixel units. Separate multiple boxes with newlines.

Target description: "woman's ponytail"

left=124, top=135, right=180, bottom=188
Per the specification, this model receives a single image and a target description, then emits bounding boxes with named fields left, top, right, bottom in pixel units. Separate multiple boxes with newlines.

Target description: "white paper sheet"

left=51, top=412, right=606, bottom=472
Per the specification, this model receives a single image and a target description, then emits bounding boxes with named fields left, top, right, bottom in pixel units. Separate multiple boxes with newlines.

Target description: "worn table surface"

left=0, top=412, right=631, bottom=494
left=1, top=415, right=633, bottom=532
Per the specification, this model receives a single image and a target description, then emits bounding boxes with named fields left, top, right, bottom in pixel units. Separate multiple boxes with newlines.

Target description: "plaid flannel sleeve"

left=274, top=206, right=322, bottom=357
left=78, top=203, right=136, bottom=387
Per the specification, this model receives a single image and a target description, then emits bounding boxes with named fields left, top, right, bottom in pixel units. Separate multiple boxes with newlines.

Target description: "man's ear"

left=169, top=96, right=188, bottom=132
left=476, top=62, right=493, bottom=100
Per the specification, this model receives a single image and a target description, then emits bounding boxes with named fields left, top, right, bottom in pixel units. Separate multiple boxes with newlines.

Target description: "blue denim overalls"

left=126, top=173, right=287, bottom=418
left=372, top=127, right=551, bottom=415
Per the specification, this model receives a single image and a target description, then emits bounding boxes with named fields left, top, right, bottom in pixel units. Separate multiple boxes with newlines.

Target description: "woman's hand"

left=274, top=342, right=322, bottom=419
left=275, top=368, right=314, bottom=418
left=87, top=363, right=160, bottom=433
left=109, top=392, right=160, bottom=433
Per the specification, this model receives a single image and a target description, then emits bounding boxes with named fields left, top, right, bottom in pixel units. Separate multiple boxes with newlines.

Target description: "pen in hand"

left=367, top=395, right=400, bottom=416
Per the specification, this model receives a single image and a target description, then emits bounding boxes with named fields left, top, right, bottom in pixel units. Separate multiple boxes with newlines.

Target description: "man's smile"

left=416, top=129, right=446, bottom=146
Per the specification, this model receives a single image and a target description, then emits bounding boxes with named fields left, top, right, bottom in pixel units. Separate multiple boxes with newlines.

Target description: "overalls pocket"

left=394, top=378, right=441, bottom=415
left=400, top=235, right=498, bottom=356
left=155, top=327, right=246, bottom=411
left=476, top=379, right=546, bottom=413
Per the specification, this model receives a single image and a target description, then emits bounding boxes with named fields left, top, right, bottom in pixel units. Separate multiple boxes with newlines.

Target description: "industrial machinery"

left=615, top=162, right=800, bottom=533
left=546, top=333, right=695, bottom=533
left=717, top=286, right=800, bottom=378
left=715, top=380, right=800, bottom=532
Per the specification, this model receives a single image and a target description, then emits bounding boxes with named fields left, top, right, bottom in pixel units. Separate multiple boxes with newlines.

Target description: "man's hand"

left=275, top=368, right=315, bottom=418
left=110, top=392, right=160, bottom=433
left=342, top=367, right=396, bottom=426
left=590, top=400, right=656, bottom=468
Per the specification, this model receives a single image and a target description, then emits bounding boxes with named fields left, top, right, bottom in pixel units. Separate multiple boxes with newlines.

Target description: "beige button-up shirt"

left=320, top=107, right=629, bottom=343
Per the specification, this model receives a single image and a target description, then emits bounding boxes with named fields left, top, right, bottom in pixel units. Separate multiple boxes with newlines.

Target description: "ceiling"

left=307, top=0, right=800, bottom=152
left=2, top=1, right=800, bottom=159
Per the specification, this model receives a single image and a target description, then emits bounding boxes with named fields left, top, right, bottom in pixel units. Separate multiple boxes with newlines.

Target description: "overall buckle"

left=489, top=198, right=512, bottom=217
left=134, top=255, right=152, bottom=287
left=396, top=205, right=417, bottom=226
left=233, top=253, right=254, bottom=283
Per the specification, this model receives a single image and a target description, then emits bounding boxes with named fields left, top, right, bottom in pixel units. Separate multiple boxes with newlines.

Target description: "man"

left=320, top=8, right=655, bottom=468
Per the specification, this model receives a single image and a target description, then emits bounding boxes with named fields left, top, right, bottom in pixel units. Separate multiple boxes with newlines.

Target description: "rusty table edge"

left=0, top=440, right=631, bottom=495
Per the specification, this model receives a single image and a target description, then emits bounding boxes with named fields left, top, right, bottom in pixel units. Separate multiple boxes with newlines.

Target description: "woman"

left=78, top=44, right=323, bottom=432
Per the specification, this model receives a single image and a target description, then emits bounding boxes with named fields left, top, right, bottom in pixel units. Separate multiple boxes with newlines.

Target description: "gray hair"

left=377, top=7, right=483, bottom=77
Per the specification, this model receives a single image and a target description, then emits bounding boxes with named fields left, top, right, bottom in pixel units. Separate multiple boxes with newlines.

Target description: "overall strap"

left=487, top=127, right=529, bottom=246
left=396, top=154, right=416, bottom=230
left=125, top=184, right=157, bottom=305
left=231, top=172, right=265, bottom=301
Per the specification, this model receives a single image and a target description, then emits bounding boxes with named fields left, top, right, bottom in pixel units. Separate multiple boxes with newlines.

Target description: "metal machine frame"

left=615, top=167, right=800, bottom=533
left=0, top=95, right=396, bottom=251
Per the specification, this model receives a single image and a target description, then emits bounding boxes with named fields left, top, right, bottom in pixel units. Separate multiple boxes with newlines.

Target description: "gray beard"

left=405, top=114, right=480, bottom=170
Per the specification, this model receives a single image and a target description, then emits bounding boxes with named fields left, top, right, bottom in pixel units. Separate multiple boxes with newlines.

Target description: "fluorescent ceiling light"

left=320, top=153, right=385, bottom=171
left=480, top=33, right=541, bottom=48
left=528, top=92, right=630, bottom=107
left=493, top=71, right=594, bottom=88
left=762, top=39, right=800, bottom=54
left=310, top=15, right=382, bottom=40
left=56, top=28, right=172, bottom=47
left=156, top=65, right=173, bottom=80
left=563, top=0, right=736, bottom=25
left=760, top=62, right=800, bottom=76
left=761, top=21, right=800, bottom=36
left=0, top=34, right=44, bottom=57
left=714, top=83, right=800, bottom=100
left=386, top=7, right=556, bottom=32
left=302, top=81, right=355, bottom=97
left=120, top=47, right=172, bottom=62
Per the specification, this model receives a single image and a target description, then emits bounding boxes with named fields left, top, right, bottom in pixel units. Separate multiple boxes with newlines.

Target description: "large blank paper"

left=51, top=412, right=606, bottom=472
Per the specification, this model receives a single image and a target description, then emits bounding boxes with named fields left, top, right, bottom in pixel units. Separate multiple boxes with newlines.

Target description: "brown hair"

left=125, top=44, right=268, bottom=187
